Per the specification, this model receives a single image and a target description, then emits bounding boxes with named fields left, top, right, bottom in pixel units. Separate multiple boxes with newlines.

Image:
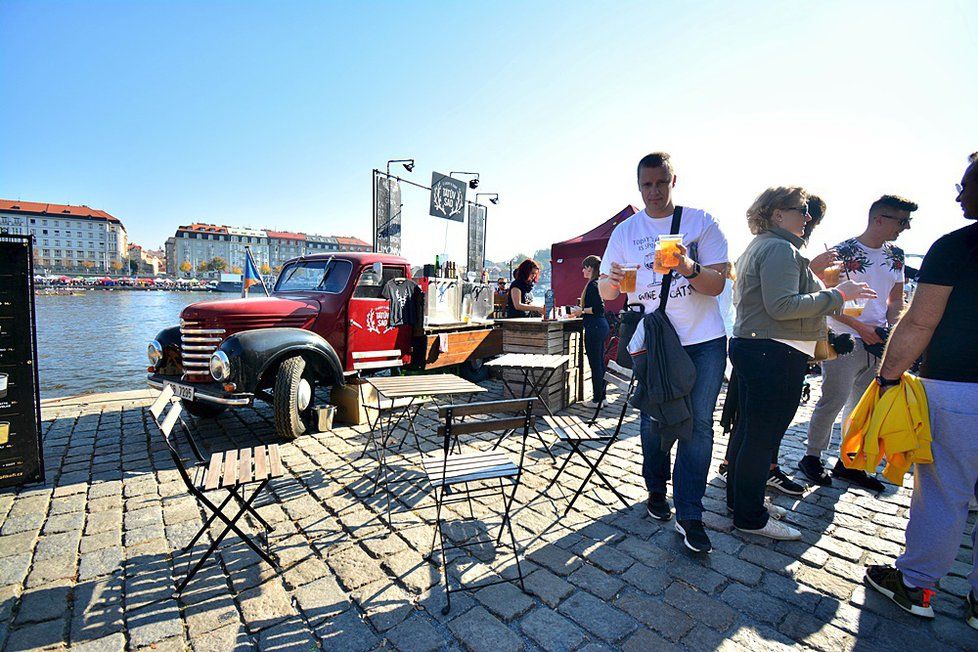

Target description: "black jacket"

left=630, top=310, right=697, bottom=451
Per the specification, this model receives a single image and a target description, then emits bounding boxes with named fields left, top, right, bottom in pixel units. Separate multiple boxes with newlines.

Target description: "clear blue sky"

left=2, top=1, right=976, bottom=265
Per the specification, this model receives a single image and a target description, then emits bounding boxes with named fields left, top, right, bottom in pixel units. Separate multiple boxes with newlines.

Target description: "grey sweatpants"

left=896, top=378, right=978, bottom=594
left=805, top=344, right=878, bottom=458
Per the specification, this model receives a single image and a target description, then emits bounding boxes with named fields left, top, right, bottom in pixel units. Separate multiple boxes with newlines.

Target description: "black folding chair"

left=539, top=361, right=637, bottom=516
left=422, top=397, right=535, bottom=614
left=149, top=385, right=283, bottom=597
left=353, top=350, right=428, bottom=459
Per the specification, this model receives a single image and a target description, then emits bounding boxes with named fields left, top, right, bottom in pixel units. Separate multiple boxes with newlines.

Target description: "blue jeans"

left=640, top=336, right=727, bottom=521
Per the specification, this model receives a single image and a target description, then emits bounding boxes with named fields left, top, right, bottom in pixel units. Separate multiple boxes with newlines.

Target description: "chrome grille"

left=180, top=319, right=225, bottom=376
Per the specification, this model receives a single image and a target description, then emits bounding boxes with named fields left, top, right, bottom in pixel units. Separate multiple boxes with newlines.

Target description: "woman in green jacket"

left=727, top=186, right=875, bottom=541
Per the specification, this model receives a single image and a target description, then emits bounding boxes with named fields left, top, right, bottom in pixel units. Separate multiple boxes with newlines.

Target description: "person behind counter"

left=507, top=259, right=546, bottom=318
left=570, top=255, right=608, bottom=405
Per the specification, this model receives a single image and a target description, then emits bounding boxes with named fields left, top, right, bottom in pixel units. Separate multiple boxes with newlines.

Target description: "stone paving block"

left=25, top=554, right=77, bottom=588
left=666, top=556, right=727, bottom=594
left=527, top=545, right=583, bottom=577
left=190, top=620, right=254, bottom=652
left=729, top=623, right=801, bottom=652
left=315, top=607, right=380, bottom=652
left=557, top=589, right=637, bottom=643
left=327, top=544, right=387, bottom=591
left=0, top=532, right=37, bottom=558
left=1, top=512, right=45, bottom=536
left=293, top=574, right=351, bottom=626
left=522, top=568, right=574, bottom=608
left=126, top=599, right=183, bottom=648
left=79, top=529, right=121, bottom=554
left=579, top=542, right=634, bottom=574
left=759, top=571, right=823, bottom=612
left=721, top=580, right=790, bottom=626
left=662, top=582, right=737, bottom=631
left=184, top=595, right=241, bottom=638
left=238, top=579, right=297, bottom=632
left=614, top=589, right=693, bottom=643
left=621, top=627, right=681, bottom=652
left=707, top=551, right=764, bottom=586
left=520, top=606, right=587, bottom=651
left=620, top=562, right=672, bottom=596
left=473, top=581, right=535, bottom=622
left=49, top=494, right=86, bottom=516
left=71, top=577, right=125, bottom=643
left=14, top=581, right=72, bottom=624
left=385, top=613, right=448, bottom=652
left=350, top=578, right=414, bottom=632
left=78, top=546, right=123, bottom=581
left=257, top=616, right=318, bottom=651
left=568, top=562, right=625, bottom=600
left=448, top=605, right=524, bottom=652
left=71, top=631, right=126, bottom=652
left=3, top=616, right=68, bottom=651
left=41, top=510, right=85, bottom=535
left=779, top=608, right=857, bottom=652
left=382, top=549, right=439, bottom=594
left=791, top=562, right=856, bottom=601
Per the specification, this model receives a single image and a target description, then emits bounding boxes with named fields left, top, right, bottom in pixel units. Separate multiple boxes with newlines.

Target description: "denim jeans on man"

left=583, top=315, right=610, bottom=401
left=726, top=338, right=809, bottom=530
left=641, top=335, right=726, bottom=521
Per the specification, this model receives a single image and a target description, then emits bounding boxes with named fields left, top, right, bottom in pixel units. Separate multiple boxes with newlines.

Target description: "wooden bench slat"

left=204, top=453, right=224, bottom=491
left=437, top=416, right=533, bottom=438
left=238, top=447, right=253, bottom=484
left=254, top=446, right=268, bottom=481
left=222, top=449, right=239, bottom=488
left=437, top=398, right=535, bottom=418
left=268, top=445, right=283, bottom=477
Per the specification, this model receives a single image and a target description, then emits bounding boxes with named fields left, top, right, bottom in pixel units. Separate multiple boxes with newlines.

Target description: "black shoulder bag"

left=615, top=205, right=683, bottom=368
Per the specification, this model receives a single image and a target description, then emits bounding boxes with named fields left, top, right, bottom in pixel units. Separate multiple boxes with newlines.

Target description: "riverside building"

left=165, top=223, right=370, bottom=277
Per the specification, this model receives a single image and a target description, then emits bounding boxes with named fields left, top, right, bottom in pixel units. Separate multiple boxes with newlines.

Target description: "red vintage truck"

left=147, top=252, right=501, bottom=439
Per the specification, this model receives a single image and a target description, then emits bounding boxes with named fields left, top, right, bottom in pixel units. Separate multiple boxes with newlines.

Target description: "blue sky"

left=2, top=1, right=976, bottom=265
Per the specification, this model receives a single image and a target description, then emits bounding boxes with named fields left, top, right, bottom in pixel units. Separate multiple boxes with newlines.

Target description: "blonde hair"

left=746, top=186, right=808, bottom=235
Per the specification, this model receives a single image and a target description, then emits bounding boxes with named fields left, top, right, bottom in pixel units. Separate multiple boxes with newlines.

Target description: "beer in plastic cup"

left=843, top=298, right=866, bottom=317
left=0, top=422, right=8, bottom=445
left=654, top=234, right=684, bottom=274
left=822, top=264, right=842, bottom=288
left=619, top=265, right=640, bottom=293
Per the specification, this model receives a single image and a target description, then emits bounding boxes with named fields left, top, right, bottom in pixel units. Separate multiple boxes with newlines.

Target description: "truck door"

left=346, top=264, right=414, bottom=369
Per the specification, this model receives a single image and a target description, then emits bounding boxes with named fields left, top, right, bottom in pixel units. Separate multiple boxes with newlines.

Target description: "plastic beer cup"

left=822, top=264, right=842, bottom=288
left=843, top=298, right=866, bottom=317
left=654, top=234, right=684, bottom=274
left=619, top=265, right=640, bottom=293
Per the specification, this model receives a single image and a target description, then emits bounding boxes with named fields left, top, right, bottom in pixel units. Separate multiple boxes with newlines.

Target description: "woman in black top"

left=571, top=255, right=608, bottom=404
left=506, top=259, right=545, bottom=318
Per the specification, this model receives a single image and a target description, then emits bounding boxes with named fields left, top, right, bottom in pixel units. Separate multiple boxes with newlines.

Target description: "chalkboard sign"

left=0, top=235, right=44, bottom=487
left=373, top=172, right=402, bottom=255
left=467, top=203, right=487, bottom=274
left=429, top=172, right=466, bottom=222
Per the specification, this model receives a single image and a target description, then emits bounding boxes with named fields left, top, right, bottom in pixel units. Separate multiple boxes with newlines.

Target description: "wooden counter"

left=493, top=317, right=589, bottom=411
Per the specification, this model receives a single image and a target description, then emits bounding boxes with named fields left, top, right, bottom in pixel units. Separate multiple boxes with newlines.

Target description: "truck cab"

left=147, top=252, right=499, bottom=439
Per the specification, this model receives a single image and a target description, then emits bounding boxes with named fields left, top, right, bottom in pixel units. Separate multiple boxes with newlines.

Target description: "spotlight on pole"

left=386, top=158, right=415, bottom=177
left=450, top=171, right=480, bottom=190
left=476, top=193, right=499, bottom=206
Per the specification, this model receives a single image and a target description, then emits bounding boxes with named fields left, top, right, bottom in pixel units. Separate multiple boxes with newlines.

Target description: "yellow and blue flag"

left=242, top=247, right=265, bottom=297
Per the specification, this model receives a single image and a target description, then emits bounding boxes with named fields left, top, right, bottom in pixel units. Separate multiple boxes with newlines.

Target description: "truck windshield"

left=273, top=259, right=353, bottom=293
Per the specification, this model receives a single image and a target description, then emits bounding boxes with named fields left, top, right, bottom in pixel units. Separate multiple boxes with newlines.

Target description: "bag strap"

left=657, top=205, right=683, bottom=313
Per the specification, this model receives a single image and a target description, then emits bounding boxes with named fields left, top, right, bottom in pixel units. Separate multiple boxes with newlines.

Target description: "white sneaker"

left=764, top=498, right=787, bottom=520
left=737, top=519, right=801, bottom=541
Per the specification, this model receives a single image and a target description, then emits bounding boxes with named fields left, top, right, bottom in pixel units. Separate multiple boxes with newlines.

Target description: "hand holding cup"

left=837, top=280, right=877, bottom=302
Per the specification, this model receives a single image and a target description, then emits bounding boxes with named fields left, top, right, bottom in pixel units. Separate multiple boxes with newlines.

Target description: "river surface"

left=35, top=291, right=217, bottom=398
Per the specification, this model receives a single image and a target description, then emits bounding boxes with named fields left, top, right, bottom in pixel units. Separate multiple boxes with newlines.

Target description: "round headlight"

left=209, top=350, right=230, bottom=381
left=147, top=340, right=163, bottom=365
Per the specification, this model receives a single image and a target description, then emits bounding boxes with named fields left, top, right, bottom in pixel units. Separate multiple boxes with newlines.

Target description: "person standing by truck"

left=571, top=255, right=608, bottom=405
left=506, top=259, right=546, bottom=318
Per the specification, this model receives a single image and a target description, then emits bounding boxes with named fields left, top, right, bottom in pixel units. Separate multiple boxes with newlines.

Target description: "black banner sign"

left=374, top=172, right=402, bottom=255
left=0, top=235, right=44, bottom=487
left=467, top=203, right=487, bottom=275
left=429, top=172, right=466, bottom=222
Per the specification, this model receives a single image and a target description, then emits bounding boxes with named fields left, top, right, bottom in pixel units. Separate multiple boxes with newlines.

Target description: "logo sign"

left=0, top=235, right=45, bottom=488
left=429, top=172, right=466, bottom=222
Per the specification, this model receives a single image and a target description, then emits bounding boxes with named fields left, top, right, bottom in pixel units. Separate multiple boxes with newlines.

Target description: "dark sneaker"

left=832, top=460, right=885, bottom=492
left=864, top=565, right=935, bottom=618
left=968, top=591, right=978, bottom=630
left=767, top=467, right=806, bottom=496
left=646, top=493, right=672, bottom=521
left=798, top=455, right=832, bottom=487
left=717, top=462, right=728, bottom=485
left=675, top=519, right=712, bottom=553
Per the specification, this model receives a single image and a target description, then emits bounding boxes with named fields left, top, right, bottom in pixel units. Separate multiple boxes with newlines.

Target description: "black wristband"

left=875, top=374, right=900, bottom=388
left=683, top=262, right=701, bottom=279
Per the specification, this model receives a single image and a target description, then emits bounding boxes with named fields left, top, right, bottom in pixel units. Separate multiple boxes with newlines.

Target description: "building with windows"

left=0, top=199, right=128, bottom=273
left=167, top=223, right=370, bottom=278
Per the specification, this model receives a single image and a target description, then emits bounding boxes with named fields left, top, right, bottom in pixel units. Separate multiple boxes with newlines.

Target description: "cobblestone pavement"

left=1, top=377, right=975, bottom=651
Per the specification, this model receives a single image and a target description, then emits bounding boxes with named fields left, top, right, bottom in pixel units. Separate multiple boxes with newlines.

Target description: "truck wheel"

left=181, top=400, right=227, bottom=418
left=460, top=358, right=490, bottom=382
left=274, top=355, right=315, bottom=440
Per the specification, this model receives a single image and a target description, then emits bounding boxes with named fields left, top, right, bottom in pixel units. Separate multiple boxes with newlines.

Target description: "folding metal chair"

left=539, top=361, right=637, bottom=516
left=422, top=397, right=535, bottom=614
left=149, top=385, right=283, bottom=597
left=353, top=350, right=428, bottom=458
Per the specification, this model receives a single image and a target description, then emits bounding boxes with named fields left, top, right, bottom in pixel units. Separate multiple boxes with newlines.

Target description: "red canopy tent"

left=550, top=205, right=638, bottom=310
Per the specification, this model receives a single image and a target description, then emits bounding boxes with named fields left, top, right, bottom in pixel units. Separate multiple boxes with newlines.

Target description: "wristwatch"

left=683, top=262, right=701, bottom=279
left=874, top=374, right=900, bottom=388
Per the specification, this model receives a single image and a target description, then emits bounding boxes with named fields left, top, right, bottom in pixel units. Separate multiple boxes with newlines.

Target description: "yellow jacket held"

left=840, top=373, right=932, bottom=486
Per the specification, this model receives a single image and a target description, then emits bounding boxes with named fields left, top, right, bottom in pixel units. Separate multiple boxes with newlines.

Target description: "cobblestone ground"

left=1, top=377, right=975, bottom=651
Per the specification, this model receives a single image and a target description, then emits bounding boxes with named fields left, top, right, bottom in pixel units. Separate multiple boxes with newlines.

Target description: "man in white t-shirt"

left=599, top=152, right=729, bottom=554
left=798, top=194, right=918, bottom=491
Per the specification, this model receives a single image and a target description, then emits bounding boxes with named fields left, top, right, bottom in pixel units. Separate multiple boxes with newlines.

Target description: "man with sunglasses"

left=798, top=194, right=918, bottom=490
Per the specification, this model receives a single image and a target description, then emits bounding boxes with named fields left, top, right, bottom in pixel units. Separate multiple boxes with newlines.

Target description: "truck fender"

left=217, top=328, right=345, bottom=394
left=152, top=326, right=183, bottom=376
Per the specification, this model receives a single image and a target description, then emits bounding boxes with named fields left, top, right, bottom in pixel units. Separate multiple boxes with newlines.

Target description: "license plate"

left=164, top=381, right=195, bottom=401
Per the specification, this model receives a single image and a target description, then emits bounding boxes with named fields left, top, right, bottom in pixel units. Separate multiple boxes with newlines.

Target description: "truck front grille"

left=180, top=319, right=225, bottom=378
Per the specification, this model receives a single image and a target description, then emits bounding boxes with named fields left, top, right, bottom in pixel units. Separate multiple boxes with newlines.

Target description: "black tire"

left=273, top=355, right=315, bottom=440
left=459, top=358, right=490, bottom=383
left=181, top=400, right=227, bottom=418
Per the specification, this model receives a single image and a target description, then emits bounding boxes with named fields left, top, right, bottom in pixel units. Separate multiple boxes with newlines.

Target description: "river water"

left=35, top=291, right=216, bottom=398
